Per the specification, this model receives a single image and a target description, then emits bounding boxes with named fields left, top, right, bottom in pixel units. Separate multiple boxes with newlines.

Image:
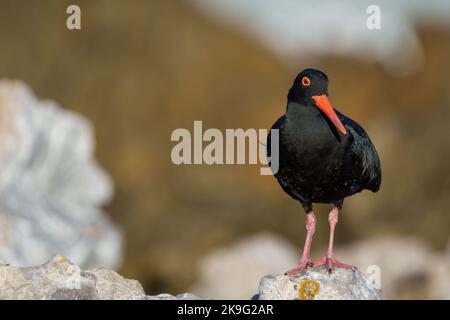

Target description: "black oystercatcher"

left=267, top=68, right=381, bottom=275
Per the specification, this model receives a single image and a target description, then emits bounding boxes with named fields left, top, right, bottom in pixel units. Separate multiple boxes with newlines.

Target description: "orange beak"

left=312, top=95, right=347, bottom=135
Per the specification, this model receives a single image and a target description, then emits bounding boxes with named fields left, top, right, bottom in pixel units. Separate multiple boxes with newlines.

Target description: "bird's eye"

left=301, top=77, right=311, bottom=87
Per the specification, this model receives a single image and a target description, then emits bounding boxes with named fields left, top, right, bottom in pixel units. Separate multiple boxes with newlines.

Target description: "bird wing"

left=337, top=110, right=382, bottom=192
left=266, top=115, right=285, bottom=161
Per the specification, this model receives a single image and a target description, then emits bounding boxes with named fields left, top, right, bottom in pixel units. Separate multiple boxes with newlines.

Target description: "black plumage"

left=268, top=69, right=381, bottom=210
left=267, top=68, right=381, bottom=274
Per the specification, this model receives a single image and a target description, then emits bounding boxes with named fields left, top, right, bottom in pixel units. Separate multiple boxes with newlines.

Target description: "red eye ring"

left=301, top=76, right=311, bottom=87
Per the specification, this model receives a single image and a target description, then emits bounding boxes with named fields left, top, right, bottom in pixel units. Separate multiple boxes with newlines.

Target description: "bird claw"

left=313, top=256, right=356, bottom=273
left=285, top=260, right=314, bottom=276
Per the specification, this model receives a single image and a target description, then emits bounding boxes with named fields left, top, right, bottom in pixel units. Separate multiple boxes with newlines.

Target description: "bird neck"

left=285, top=102, right=343, bottom=141
left=286, top=102, right=320, bottom=120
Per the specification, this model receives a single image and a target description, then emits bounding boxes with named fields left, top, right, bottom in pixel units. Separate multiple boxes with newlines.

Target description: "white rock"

left=258, top=267, right=381, bottom=300
left=0, top=255, right=204, bottom=300
left=193, top=233, right=450, bottom=299
left=0, top=80, right=122, bottom=269
left=0, top=255, right=143, bottom=300
left=147, top=293, right=205, bottom=300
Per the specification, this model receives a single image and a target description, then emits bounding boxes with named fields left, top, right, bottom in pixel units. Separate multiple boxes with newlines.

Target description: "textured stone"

left=147, top=293, right=204, bottom=300
left=0, top=255, right=203, bottom=300
left=257, top=267, right=381, bottom=300
left=0, top=255, right=143, bottom=299
left=0, top=80, right=122, bottom=269
left=194, top=233, right=450, bottom=299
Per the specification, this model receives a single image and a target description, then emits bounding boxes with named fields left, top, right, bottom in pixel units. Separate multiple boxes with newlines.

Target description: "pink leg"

left=285, top=212, right=316, bottom=276
left=313, top=207, right=356, bottom=273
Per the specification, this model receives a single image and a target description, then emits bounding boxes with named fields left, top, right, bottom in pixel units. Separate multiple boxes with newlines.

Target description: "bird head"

left=288, top=68, right=347, bottom=134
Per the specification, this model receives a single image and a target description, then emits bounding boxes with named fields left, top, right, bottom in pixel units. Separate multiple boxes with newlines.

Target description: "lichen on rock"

left=257, top=266, right=381, bottom=300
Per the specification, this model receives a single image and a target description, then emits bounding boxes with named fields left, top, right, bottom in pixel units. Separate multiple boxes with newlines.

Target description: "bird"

left=267, top=68, right=381, bottom=275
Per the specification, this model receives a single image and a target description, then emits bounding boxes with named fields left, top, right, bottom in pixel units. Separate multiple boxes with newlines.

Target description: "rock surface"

left=257, top=267, right=381, bottom=300
left=0, top=80, right=122, bottom=269
left=0, top=255, right=202, bottom=300
left=334, top=236, right=450, bottom=299
left=0, top=255, right=385, bottom=300
left=194, top=233, right=450, bottom=299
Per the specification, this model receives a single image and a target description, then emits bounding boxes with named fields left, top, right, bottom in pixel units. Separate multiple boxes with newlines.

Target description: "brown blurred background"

left=0, top=0, right=449, bottom=298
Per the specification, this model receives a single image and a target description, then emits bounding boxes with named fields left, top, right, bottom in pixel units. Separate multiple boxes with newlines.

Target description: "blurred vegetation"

left=0, top=0, right=449, bottom=294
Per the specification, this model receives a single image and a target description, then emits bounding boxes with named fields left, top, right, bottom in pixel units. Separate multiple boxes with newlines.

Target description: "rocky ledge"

left=257, top=267, right=381, bottom=300
left=0, top=255, right=201, bottom=300
left=0, top=255, right=380, bottom=300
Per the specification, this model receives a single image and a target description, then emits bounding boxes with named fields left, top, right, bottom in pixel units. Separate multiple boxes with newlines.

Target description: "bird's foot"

left=313, top=256, right=356, bottom=273
left=285, top=259, right=314, bottom=276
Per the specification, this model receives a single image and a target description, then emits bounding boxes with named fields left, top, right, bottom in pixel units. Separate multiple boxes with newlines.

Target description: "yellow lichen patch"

left=299, top=279, right=320, bottom=300
left=56, top=256, right=66, bottom=263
